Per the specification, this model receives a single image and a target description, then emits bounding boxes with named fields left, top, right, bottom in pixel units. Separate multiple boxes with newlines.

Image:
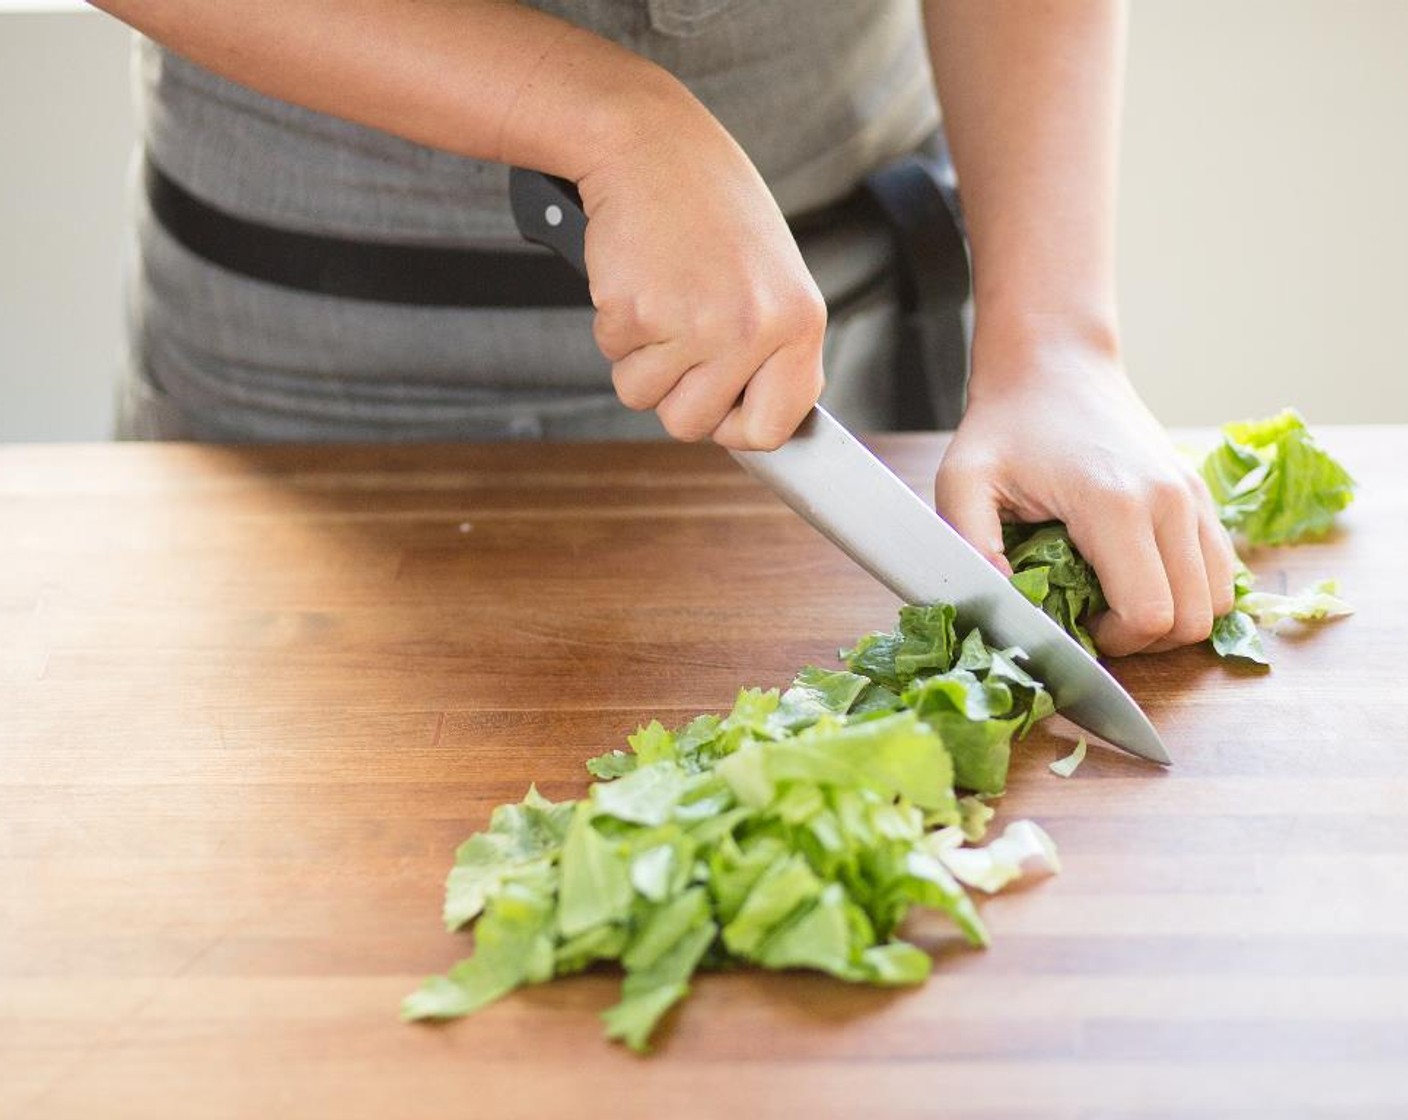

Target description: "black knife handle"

left=508, top=168, right=589, bottom=277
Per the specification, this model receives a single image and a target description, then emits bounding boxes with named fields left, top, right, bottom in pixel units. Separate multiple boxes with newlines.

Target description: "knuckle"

left=1181, top=465, right=1213, bottom=499
left=656, top=401, right=711, bottom=443
left=790, top=358, right=825, bottom=408
left=735, top=296, right=770, bottom=346
left=606, top=289, right=673, bottom=340
left=591, top=314, right=621, bottom=360
left=1145, top=476, right=1191, bottom=511
left=1094, top=482, right=1145, bottom=518
left=1122, top=600, right=1177, bottom=641
left=689, top=293, right=758, bottom=344
left=632, top=292, right=674, bottom=337
left=1169, top=608, right=1215, bottom=645
left=593, top=298, right=645, bottom=359
left=744, top=418, right=792, bottom=452
left=611, top=368, right=655, bottom=412
left=787, top=285, right=828, bottom=336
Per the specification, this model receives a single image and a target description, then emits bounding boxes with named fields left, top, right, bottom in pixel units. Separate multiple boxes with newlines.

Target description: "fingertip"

left=1087, top=613, right=1140, bottom=659
left=742, top=414, right=796, bottom=452
left=710, top=406, right=750, bottom=451
left=1087, top=599, right=1176, bottom=658
left=729, top=347, right=819, bottom=451
left=934, top=484, right=1006, bottom=575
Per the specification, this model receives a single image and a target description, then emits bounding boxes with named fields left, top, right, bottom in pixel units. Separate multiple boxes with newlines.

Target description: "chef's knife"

left=508, top=167, right=1169, bottom=765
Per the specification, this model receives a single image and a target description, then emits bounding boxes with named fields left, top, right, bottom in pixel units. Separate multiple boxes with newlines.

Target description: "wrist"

left=496, top=26, right=703, bottom=183
left=574, top=76, right=749, bottom=215
left=968, top=242, right=1121, bottom=377
left=967, top=302, right=1128, bottom=402
left=576, top=65, right=709, bottom=179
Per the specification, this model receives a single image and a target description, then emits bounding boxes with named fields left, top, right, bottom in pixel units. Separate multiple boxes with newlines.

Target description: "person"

left=90, top=0, right=1236, bottom=657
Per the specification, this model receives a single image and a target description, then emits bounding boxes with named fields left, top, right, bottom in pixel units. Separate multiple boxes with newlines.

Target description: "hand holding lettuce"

left=1004, top=409, right=1356, bottom=665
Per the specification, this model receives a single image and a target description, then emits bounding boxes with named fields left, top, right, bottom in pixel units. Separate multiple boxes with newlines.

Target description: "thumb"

left=935, top=469, right=1012, bottom=577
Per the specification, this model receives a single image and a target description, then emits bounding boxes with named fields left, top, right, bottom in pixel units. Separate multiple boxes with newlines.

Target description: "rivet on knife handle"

left=509, top=168, right=588, bottom=275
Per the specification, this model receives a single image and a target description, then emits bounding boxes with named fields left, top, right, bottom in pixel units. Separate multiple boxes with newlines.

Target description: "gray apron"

left=117, top=0, right=942, bottom=442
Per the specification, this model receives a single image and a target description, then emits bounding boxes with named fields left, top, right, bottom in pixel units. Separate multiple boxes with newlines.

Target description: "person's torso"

left=123, top=0, right=939, bottom=442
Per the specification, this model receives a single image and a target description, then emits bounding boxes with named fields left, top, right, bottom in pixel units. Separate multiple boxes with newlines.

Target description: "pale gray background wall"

left=2, top=1, right=1405, bottom=442
left=1, top=9, right=133, bottom=442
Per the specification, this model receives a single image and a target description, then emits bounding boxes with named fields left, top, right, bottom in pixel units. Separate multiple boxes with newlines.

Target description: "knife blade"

left=508, top=167, right=1170, bottom=765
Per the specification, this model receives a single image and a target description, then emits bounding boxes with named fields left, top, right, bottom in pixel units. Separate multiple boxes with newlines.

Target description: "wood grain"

left=2, top=429, right=1405, bottom=1119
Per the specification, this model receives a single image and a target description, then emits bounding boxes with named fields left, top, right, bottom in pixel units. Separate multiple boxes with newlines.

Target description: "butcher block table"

left=2, top=428, right=1405, bottom=1119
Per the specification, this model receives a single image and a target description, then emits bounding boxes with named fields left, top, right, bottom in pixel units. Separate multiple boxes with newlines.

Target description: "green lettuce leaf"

left=716, top=710, right=958, bottom=818
left=403, top=883, right=555, bottom=1021
left=442, top=785, right=574, bottom=930
left=590, top=760, right=690, bottom=827
left=841, top=603, right=958, bottom=692
left=585, top=750, right=636, bottom=779
left=1201, top=408, right=1356, bottom=546
left=603, top=919, right=717, bottom=1052
left=768, top=666, right=873, bottom=734
left=557, top=803, right=634, bottom=938
left=1210, top=609, right=1269, bottom=665
left=600, top=980, right=690, bottom=1053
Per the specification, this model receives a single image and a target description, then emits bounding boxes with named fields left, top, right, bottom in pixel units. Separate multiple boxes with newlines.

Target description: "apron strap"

left=862, top=135, right=972, bottom=431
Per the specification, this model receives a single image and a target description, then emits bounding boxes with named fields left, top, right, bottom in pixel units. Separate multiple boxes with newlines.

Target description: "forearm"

left=922, top=0, right=1127, bottom=363
left=89, top=0, right=691, bottom=181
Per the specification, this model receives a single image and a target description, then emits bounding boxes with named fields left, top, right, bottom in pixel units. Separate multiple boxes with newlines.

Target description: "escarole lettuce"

left=405, top=604, right=1057, bottom=1052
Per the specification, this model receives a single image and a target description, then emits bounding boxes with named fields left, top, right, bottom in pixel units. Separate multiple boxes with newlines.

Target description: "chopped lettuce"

left=1201, top=408, right=1356, bottom=547
left=405, top=603, right=1060, bottom=1052
left=841, top=605, right=1052, bottom=796
left=1238, top=578, right=1354, bottom=626
left=1210, top=609, right=1268, bottom=666
left=956, top=795, right=996, bottom=842
left=927, top=820, right=1061, bottom=894
left=1210, top=561, right=1269, bottom=666
left=1212, top=564, right=1352, bottom=665
left=406, top=407, right=1355, bottom=1052
left=1048, top=738, right=1087, bottom=778
left=1002, top=522, right=1105, bottom=657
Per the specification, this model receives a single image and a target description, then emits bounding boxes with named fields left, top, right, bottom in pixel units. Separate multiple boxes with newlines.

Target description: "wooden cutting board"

left=2, top=429, right=1404, bottom=1118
